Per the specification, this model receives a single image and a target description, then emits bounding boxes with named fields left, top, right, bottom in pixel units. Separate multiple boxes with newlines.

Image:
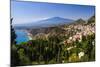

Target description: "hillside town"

left=63, top=22, right=95, bottom=44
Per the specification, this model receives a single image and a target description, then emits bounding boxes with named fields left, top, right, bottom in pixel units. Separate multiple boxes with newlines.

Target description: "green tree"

left=18, top=48, right=31, bottom=65
left=11, top=18, right=17, bottom=45
left=11, top=18, right=20, bottom=66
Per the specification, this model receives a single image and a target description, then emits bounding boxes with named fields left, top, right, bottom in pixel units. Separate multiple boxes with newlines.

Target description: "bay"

left=15, top=30, right=29, bottom=44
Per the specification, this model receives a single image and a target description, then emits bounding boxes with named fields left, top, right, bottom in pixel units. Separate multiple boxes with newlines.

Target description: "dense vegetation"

left=11, top=15, right=95, bottom=66
left=11, top=33, right=95, bottom=66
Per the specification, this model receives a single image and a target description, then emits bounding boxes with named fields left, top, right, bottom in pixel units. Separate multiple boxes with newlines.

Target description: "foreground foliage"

left=11, top=33, right=95, bottom=66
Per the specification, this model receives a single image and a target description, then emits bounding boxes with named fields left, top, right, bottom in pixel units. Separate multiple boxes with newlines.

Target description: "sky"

left=11, top=1, right=95, bottom=24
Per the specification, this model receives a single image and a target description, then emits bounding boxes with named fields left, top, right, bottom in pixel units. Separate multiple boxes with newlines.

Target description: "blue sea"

left=15, top=30, right=29, bottom=44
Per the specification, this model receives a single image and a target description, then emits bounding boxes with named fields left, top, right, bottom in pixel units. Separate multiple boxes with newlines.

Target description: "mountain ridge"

left=14, top=17, right=74, bottom=29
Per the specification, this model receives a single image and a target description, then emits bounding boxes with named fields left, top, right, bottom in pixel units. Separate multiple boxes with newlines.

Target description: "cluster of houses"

left=62, top=23, right=95, bottom=61
left=63, top=23, right=95, bottom=45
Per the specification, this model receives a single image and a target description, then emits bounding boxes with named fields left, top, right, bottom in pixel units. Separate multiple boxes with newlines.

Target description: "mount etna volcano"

left=14, top=17, right=74, bottom=29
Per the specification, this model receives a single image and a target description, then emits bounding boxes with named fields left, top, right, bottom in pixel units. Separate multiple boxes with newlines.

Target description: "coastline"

left=15, top=30, right=32, bottom=44
left=26, top=30, right=33, bottom=40
left=16, top=29, right=33, bottom=40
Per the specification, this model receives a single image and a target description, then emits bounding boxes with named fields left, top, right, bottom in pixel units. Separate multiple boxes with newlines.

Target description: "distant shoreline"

left=16, top=29, right=33, bottom=40
left=27, top=32, right=33, bottom=40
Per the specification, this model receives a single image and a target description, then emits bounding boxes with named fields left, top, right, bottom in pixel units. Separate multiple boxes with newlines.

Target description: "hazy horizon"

left=11, top=1, right=95, bottom=24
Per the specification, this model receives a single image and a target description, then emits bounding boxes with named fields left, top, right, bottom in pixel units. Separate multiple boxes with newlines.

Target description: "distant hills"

left=29, top=15, right=95, bottom=38
left=14, top=17, right=74, bottom=29
left=88, top=15, right=95, bottom=23
left=70, top=18, right=86, bottom=25
left=14, top=15, right=95, bottom=30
